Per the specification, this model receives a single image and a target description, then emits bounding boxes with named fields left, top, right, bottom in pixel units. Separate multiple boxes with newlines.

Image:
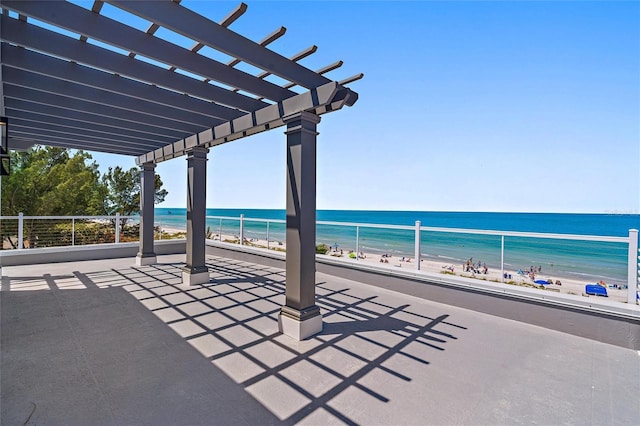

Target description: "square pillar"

left=182, top=146, right=210, bottom=286
left=278, top=111, right=323, bottom=340
left=136, top=162, right=157, bottom=266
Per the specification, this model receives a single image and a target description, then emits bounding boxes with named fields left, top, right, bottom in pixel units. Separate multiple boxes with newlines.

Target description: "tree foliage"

left=1, top=146, right=168, bottom=217
left=1, top=147, right=104, bottom=216
left=101, top=166, right=168, bottom=216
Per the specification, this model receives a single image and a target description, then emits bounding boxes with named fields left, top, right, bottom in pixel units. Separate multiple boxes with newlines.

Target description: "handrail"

left=205, top=215, right=246, bottom=221
left=2, top=214, right=630, bottom=245
left=1, top=215, right=137, bottom=220
left=204, top=215, right=629, bottom=244
left=418, top=226, right=628, bottom=243
left=319, top=220, right=413, bottom=231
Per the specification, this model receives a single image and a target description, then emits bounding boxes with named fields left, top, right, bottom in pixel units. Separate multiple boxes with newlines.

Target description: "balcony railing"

left=1, top=213, right=638, bottom=305
left=203, top=214, right=639, bottom=305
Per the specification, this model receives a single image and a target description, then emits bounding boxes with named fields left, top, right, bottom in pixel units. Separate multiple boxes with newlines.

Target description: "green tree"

left=101, top=166, right=168, bottom=220
left=1, top=146, right=103, bottom=216
left=1, top=146, right=105, bottom=248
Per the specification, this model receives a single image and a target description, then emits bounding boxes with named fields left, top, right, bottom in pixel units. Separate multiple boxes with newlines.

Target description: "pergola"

left=0, top=0, right=361, bottom=339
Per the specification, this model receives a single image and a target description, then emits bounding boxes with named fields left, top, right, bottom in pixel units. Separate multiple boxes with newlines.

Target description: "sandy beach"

left=160, top=226, right=630, bottom=304
left=338, top=252, right=629, bottom=304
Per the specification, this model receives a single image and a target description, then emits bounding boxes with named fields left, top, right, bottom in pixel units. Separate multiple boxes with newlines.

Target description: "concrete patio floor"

left=1, top=254, right=639, bottom=425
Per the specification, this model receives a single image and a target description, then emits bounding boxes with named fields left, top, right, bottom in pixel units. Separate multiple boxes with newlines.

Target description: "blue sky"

left=90, top=1, right=640, bottom=213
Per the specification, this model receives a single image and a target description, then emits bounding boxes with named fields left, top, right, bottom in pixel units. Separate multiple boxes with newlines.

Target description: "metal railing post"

left=501, top=235, right=505, bottom=283
left=266, top=221, right=270, bottom=250
left=159, top=220, right=163, bottom=240
left=355, top=225, right=360, bottom=261
left=115, top=213, right=120, bottom=244
left=415, top=220, right=421, bottom=270
left=239, top=214, right=244, bottom=245
left=17, top=212, right=23, bottom=249
left=218, top=217, right=222, bottom=241
left=71, top=217, right=75, bottom=246
left=627, top=229, right=638, bottom=304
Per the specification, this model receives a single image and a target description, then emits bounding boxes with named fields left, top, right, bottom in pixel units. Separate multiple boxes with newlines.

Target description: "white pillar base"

left=278, top=313, right=323, bottom=340
left=182, top=270, right=210, bottom=286
left=135, top=254, right=156, bottom=266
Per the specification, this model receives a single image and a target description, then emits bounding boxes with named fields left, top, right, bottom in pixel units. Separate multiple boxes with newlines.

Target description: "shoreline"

left=156, top=213, right=633, bottom=285
left=159, top=227, right=630, bottom=304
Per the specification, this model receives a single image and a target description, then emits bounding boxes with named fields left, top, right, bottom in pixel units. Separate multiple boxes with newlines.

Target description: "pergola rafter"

left=5, top=98, right=189, bottom=140
left=4, top=86, right=204, bottom=137
left=2, top=45, right=244, bottom=121
left=110, top=0, right=331, bottom=90
left=8, top=110, right=175, bottom=146
left=0, top=15, right=268, bottom=111
left=5, top=68, right=228, bottom=128
left=4, top=1, right=296, bottom=101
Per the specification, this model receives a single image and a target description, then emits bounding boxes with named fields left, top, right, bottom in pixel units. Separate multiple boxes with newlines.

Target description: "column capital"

left=186, top=145, right=209, bottom=160
left=283, top=111, right=321, bottom=123
left=284, top=112, right=320, bottom=137
left=140, top=161, right=155, bottom=171
left=283, top=111, right=321, bottom=130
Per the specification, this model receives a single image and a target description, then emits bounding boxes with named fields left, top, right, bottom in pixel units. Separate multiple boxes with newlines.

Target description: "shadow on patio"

left=1, top=255, right=465, bottom=425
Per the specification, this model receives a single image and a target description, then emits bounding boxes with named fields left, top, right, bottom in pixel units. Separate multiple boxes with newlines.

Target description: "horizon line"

left=155, top=207, right=640, bottom=215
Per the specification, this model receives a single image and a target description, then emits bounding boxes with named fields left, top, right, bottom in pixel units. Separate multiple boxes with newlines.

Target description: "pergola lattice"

left=0, top=0, right=361, bottom=339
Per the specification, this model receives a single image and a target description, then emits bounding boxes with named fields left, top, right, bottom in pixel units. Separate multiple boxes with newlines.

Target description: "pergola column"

left=135, top=162, right=157, bottom=266
left=182, top=146, right=210, bottom=286
left=278, top=111, right=322, bottom=340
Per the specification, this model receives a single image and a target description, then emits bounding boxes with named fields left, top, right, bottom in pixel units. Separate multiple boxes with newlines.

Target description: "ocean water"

left=155, top=209, right=639, bottom=284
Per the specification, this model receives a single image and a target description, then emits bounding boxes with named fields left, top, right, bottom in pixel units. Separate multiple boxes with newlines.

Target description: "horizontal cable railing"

left=0, top=213, right=185, bottom=249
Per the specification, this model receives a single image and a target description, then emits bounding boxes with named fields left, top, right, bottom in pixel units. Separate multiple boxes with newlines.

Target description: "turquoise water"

left=155, top=209, right=639, bottom=284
